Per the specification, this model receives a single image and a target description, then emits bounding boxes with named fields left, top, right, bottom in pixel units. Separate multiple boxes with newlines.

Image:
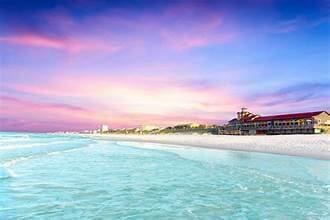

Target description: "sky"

left=0, top=0, right=329, bottom=132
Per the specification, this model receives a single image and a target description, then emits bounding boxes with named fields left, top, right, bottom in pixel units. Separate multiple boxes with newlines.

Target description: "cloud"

left=0, top=35, right=64, bottom=49
left=0, top=95, right=102, bottom=132
left=1, top=0, right=328, bottom=132
left=0, top=33, right=123, bottom=53
left=160, top=31, right=235, bottom=51
left=243, top=82, right=330, bottom=113
left=0, top=1, right=237, bottom=53
left=158, top=3, right=236, bottom=50
left=269, top=17, right=303, bottom=33
left=3, top=74, right=242, bottom=131
left=266, top=16, right=328, bottom=34
left=0, top=95, right=91, bottom=116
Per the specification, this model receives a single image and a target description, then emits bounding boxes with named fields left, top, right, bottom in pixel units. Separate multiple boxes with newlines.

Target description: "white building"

left=100, top=124, right=109, bottom=133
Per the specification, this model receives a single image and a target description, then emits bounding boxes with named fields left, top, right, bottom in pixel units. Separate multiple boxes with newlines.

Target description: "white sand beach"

left=91, top=134, right=330, bottom=160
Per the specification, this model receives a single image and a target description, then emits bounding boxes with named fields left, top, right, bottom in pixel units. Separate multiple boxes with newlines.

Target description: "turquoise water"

left=0, top=132, right=329, bottom=219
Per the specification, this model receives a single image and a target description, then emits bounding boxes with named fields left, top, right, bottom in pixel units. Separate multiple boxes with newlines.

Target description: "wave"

left=0, top=140, right=100, bottom=179
left=0, top=166, right=17, bottom=179
left=0, top=140, right=70, bottom=151
left=46, top=147, right=85, bottom=156
left=3, top=155, right=33, bottom=167
left=0, top=133, right=30, bottom=140
left=1, top=155, right=34, bottom=178
left=4, top=167, right=18, bottom=178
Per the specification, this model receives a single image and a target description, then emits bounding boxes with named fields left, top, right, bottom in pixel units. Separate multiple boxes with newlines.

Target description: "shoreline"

left=84, top=134, right=330, bottom=160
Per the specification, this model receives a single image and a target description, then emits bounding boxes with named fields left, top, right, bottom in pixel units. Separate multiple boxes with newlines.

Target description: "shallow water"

left=0, top=132, right=329, bottom=219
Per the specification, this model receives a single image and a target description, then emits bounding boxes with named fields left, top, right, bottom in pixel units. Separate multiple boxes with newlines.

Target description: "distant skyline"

left=0, top=0, right=329, bottom=132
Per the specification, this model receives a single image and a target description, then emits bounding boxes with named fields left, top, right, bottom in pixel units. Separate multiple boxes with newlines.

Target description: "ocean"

left=0, top=132, right=329, bottom=219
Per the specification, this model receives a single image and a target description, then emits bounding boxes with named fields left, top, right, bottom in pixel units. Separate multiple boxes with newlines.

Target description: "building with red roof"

left=223, top=108, right=330, bottom=135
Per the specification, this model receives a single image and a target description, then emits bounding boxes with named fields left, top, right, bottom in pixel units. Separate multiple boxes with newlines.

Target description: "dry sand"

left=88, top=134, right=330, bottom=160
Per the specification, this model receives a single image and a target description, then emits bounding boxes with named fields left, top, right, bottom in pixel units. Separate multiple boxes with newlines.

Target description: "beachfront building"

left=100, top=124, right=109, bottom=133
left=173, top=123, right=201, bottom=130
left=222, top=108, right=330, bottom=135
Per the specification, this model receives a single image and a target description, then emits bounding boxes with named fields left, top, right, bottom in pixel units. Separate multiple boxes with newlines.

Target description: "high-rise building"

left=100, top=124, right=109, bottom=133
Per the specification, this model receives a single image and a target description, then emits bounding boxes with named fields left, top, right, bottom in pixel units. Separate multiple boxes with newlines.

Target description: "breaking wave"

left=0, top=137, right=97, bottom=179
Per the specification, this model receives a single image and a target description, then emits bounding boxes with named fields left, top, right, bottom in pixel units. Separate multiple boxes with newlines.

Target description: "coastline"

left=85, top=134, right=330, bottom=160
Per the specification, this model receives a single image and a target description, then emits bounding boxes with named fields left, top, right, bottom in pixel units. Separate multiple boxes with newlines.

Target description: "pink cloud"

left=0, top=95, right=103, bottom=132
left=35, top=4, right=236, bottom=53
left=4, top=74, right=242, bottom=130
left=0, top=33, right=123, bottom=53
left=1, top=3, right=238, bottom=55
left=0, top=35, right=65, bottom=49
left=0, top=95, right=92, bottom=118
left=157, top=3, right=237, bottom=50
left=0, top=93, right=219, bottom=132
left=160, top=30, right=235, bottom=51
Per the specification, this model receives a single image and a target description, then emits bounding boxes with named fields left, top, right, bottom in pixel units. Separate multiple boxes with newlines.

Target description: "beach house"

left=223, top=108, right=330, bottom=135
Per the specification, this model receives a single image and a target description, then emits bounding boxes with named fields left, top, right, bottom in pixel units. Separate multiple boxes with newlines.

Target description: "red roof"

left=241, top=114, right=259, bottom=122
left=247, top=111, right=327, bottom=122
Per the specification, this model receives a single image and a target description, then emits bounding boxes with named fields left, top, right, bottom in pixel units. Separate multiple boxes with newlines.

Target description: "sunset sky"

left=0, top=0, right=329, bottom=132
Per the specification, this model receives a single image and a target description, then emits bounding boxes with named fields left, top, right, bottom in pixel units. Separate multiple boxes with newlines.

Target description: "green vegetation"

left=107, top=124, right=219, bottom=135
